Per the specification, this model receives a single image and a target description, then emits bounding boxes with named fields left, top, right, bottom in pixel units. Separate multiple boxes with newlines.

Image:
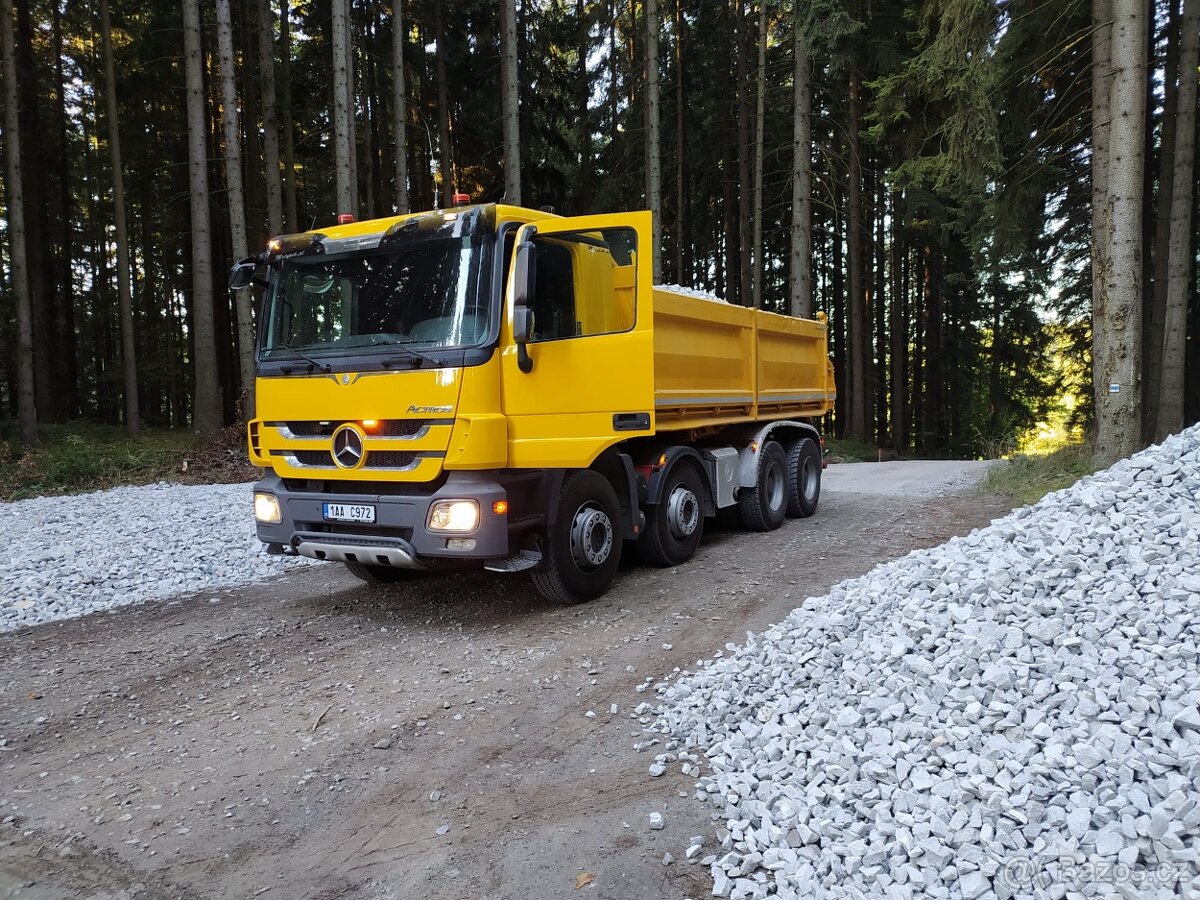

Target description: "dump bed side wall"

left=652, top=289, right=834, bottom=431
left=755, top=309, right=835, bottom=418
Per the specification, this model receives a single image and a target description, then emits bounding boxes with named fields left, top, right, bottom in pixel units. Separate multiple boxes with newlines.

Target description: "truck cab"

left=235, top=203, right=832, bottom=603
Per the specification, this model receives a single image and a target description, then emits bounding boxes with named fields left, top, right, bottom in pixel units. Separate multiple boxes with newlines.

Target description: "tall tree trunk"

left=734, top=0, right=752, bottom=307
left=889, top=192, right=905, bottom=450
left=750, top=0, right=766, bottom=308
left=672, top=0, right=686, bottom=283
left=52, top=0, right=79, bottom=418
left=846, top=50, right=870, bottom=441
left=874, top=172, right=887, bottom=441
left=332, top=0, right=355, bottom=215
left=1093, top=0, right=1146, bottom=465
left=501, top=0, right=521, bottom=204
left=0, top=0, right=36, bottom=445
left=279, top=0, right=298, bottom=229
left=217, top=0, right=257, bottom=416
left=346, top=2, right=359, bottom=209
left=393, top=0, right=409, bottom=212
left=14, top=0, right=53, bottom=423
left=361, top=11, right=376, bottom=221
left=100, top=0, right=140, bottom=436
left=1091, top=0, right=1112, bottom=428
left=788, top=6, right=812, bottom=317
left=183, top=0, right=222, bottom=435
left=645, top=0, right=662, bottom=282
left=434, top=0, right=452, bottom=202
left=1143, top=0, right=1178, bottom=440
left=578, top=0, right=593, bottom=214
left=1157, top=0, right=1198, bottom=438
left=258, top=0, right=284, bottom=236
left=921, top=243, right=942, bottom=452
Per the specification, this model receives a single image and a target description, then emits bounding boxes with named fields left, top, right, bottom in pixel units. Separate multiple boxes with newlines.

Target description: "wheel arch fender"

left=589, top=449, right=645, bottom=540
left=643, top=446, right=714, bottom=516
left=736, top=421, right=822, bottom=488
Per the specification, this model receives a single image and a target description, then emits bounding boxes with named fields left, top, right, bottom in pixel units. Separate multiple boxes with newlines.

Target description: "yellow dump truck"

left=230, top=203, right=835, bottom=603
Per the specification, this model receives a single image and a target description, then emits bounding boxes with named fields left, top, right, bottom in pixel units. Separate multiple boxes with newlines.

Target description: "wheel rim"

left=569, top=503, right=614, bottom=571
left=765, top=459, right=786, bottom=511
left=666, top=483, right=700, bottom=540
left=801, top=457, right=818, bottom=501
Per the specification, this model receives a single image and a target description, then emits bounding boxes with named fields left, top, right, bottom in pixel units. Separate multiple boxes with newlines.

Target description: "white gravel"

left=650, top=426, right=1200, bottom=899
left=657, top=283, right=728, bottom=304
left=0, top=481, right=308, bottom=633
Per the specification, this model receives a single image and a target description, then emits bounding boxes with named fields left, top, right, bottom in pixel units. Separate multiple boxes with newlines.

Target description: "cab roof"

left=282, top=202, right=557, bottom=246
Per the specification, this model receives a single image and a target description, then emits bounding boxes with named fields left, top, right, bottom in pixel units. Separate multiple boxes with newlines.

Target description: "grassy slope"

left=981, top=443, right=1096, bottom=507
left=0, top=424, right=257, bottom=501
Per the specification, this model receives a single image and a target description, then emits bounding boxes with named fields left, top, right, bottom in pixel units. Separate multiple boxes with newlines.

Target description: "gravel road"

left=0, top=464, right=1011, bottom=900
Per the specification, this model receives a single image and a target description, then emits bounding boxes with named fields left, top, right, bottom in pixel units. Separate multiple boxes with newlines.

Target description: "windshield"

left=260, top=235, right=493, bottom=362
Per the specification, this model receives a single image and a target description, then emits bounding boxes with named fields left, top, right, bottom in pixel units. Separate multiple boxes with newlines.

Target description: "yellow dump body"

left=652, top=289, right=836, bottom=432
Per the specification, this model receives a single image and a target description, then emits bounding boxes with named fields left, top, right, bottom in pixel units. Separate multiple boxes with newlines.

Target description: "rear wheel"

left=344, top=561, right=425, bottom=584
left=531, top=470, right=623, bottom=604
left=786, top=437, right=822, bottom=518
left=638, top=462, right=705, bottom=567
left=737, top=440, right=788, bottom=532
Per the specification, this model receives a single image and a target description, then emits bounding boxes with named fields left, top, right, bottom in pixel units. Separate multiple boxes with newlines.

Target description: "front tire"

left=638, top=462, right=705, bottom=567
left=786, top=437, right=822, bottom=518
left=531, top=471, right=623, bottom=604
left=737, top=440, right=788, bottom=532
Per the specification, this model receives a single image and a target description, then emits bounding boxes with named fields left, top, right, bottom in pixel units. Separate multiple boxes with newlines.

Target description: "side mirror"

left=511, top=237, right=537, bottom=374
left=512, top=239, right=536, bottom=309
left=229, top=258, right=257, bottom=291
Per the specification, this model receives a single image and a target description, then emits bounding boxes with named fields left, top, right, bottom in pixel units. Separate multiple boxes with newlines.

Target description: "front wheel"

left=531, top=471, right=623, bottom=604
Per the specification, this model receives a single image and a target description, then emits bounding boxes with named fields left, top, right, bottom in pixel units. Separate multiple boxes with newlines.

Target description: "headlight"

left=427, top=499, right=479, bottom=533
left=254, top=492, right=282, bottom=524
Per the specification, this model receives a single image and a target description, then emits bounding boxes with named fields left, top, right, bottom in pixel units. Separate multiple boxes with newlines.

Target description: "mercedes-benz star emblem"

left=331, top=425, right=366, bottom=469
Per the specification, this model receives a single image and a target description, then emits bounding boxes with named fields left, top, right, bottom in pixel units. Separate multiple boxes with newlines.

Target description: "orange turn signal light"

left=492, top=500, right=509, bottom=515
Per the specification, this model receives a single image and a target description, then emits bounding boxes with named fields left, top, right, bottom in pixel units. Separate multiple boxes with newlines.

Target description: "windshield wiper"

left=374, top=340, right=445, bottom=369
left=276, top=344, right=332, bottom=374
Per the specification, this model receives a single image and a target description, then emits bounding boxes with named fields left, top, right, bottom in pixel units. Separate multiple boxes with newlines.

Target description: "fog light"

left=447, top=538, right=476, bottom=551
left=254, top=492, right=282, bottom=524
left=427, top=499, right=479, bottom=533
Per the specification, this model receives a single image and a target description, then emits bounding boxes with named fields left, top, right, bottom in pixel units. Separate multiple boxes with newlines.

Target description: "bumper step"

left=484, top=550, right=542, bottom=573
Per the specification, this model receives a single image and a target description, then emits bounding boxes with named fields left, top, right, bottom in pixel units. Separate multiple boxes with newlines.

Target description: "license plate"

left=323, top=503, right=376, bottom=524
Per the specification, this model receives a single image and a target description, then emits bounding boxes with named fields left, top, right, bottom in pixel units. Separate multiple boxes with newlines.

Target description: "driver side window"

left=526, top=226, right=637, bottom=343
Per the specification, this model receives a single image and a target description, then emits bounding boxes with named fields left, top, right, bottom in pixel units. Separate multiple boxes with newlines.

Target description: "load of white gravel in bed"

left=0, top=481, right=310, bottom=633
left=657, top=283, right=728, bottom=304
left=650, top=426, right=1200, bottom=899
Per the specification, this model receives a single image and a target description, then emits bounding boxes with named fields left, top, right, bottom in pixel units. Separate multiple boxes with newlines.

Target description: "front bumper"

left=254, top=473, right=511, bottom=567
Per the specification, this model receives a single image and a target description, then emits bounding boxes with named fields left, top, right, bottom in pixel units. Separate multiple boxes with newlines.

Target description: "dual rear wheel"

left=737, top=436, right=822, bottom=530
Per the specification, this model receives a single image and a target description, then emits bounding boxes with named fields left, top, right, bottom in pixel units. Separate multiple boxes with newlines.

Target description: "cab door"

left=501, top=211, right=655, bottom=469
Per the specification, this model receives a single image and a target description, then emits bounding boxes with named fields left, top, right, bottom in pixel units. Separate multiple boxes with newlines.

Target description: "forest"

left=0, top=0, right=1197, bottom=466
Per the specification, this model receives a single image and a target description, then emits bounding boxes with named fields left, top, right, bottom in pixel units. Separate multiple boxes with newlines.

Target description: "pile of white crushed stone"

left=0, top=482, right=309, bottom=633
left=649, top=426, right=1200, bottom=899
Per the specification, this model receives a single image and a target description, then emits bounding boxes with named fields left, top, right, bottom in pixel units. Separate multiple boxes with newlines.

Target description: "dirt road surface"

left=0, top=464, right=1013, bottom=900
